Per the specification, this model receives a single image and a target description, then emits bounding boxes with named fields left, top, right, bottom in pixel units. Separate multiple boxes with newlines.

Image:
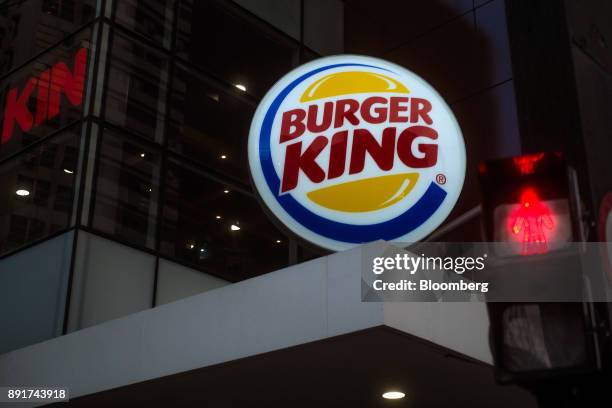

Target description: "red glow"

left=508, top=188, right=555, bottom=255
left=513, top=153, right=544, bottom=175
left=2, top=47, right=88, bottom=144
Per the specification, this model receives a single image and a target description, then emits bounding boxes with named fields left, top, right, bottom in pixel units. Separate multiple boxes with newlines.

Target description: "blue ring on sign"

left=258, top=63, right=447, bottom=243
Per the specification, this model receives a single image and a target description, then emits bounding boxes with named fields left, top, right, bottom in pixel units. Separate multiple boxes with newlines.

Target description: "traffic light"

left=479, top=152, right=576, bottom=258
left=478, top=152, right=603, bottom=385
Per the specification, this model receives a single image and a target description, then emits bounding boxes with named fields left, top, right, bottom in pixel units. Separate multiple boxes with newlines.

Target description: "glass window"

left=168, top=64, right=254, bottom=181
left=92, top=129, right=160, bottom=249
left=104, top=31, right=169, bottom=142
left=0, top=28, right=91, bottom=160
left=176, top=0, right=299, bottom=98
left=160, top=159, right=288, bottom=281
left=114, top=0, right=174, bottom=47
left=0, top=0, right=97, bottom=76
left=0, top=125, right=81, bottom=255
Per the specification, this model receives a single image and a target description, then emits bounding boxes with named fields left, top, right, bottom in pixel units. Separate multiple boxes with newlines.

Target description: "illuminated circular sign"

left=248, top=55, right=466, bottom=251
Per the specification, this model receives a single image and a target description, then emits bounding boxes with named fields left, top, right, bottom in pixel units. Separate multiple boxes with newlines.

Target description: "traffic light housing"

left=478, top=152, right=602, bottom=384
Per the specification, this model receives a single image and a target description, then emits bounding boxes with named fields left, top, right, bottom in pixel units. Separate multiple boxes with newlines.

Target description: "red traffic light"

left=479, top=152, right=575, bottom=257
left=508, top=188, right=554, bottom=255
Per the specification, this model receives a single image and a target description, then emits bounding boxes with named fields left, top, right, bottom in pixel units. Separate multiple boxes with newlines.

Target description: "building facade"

left=0, top=1, right=611, bottom=405
left=0, top=0, right=347, bottom=354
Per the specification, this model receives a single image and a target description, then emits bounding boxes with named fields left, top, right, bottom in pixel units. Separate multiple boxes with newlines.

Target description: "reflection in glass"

left=0, top=126, right=80, bottom=255
left=168, top=65, right=254, bottom=181
left=104, top=32, right=168, bottom=142
left=176, top=0, right=298, bottom=98
left=114, top=0, right=173, bottom=47
left=0, top=29, right=91, bottom=160
left=161, top=159, right=288, bottom=281
left=0, top=0, right=96, bottom=76
left=92, top=130, right=160, bottom=249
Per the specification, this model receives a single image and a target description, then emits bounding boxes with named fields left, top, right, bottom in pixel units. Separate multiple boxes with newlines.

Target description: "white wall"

left=155, top=259, right=229, bottom=306
left=0, top=242, right=491, bottom=402
left=65, top=231, right=233, bottom=331
left=0, top=231, right=73, bottom=355
left=67, top=231, right=155, bottom=331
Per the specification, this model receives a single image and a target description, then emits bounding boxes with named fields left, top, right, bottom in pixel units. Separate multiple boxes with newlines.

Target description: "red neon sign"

left=508, top=188, right=555, bottom=255
left=2, top=47, right=88, bottom=144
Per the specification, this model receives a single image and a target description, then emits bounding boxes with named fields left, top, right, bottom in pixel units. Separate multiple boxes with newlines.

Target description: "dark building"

left=0, top=0, right=340, bottom=346
left=0, top=0, right=610, bottom=406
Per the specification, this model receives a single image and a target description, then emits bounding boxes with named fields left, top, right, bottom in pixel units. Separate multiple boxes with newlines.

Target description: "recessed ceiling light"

left=223, top=189, right=229, bottom=194
left=220, top=154, right=227, bottom=159
left=200, top=248, right=205, bottom=252
left=276, top=240, right=282, bottom=243
left=189, top=243, right=195, bottom=249
left=235, top=84, right=246, bottom=92
left=63, top=168, right=74, bottom=174
left=140, top=153, right=146, bottom=158
left=230, top=224, right=241, bottom=231
left=15, top=189, right=30, bottom=196
left=382, top=391, right=405, bottom=400
left=216, top=215, right=222, bottom=219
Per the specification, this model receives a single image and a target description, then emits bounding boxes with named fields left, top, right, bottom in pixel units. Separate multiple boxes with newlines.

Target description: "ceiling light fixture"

left=216, top=215, right=222, bottom=219
left=15, top=189, right=30, bottom=196
left=140, top=153, right=146, bottom=158
left=382, top=391, right=405, bottom=400
left=235, top=84, right=246, bottom=92
left=220, top=154, right=227, bottom=159
left=223, top=189, right=229, bottom=194
left=230, top=224, right=241, bottom=231
left=63, top=168, right=74, bottom=174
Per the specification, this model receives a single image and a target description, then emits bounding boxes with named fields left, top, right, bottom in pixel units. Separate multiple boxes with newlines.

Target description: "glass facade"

left=160, top=159, right=288, bottom=280
left=103, top=31, right=169, bottom=142
left=175, top=0, right=299, bottom=98
left=0, top=125, right=80, bottom=254
left=91, top=128, right=161, bottom=249
left=168, top=63, right=255, bottom=182
left=0, top=0, right=97, bottom=76
left=0, top=0, right=326, bottom=288
left=0, top=27, right=91, bottom=159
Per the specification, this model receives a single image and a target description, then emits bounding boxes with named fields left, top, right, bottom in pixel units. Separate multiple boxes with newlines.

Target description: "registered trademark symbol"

left=436, top=174, right=447, bottom=185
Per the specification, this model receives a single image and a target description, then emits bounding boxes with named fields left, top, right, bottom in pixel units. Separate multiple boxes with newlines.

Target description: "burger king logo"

left=248, top=55, right=465, bottom=251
